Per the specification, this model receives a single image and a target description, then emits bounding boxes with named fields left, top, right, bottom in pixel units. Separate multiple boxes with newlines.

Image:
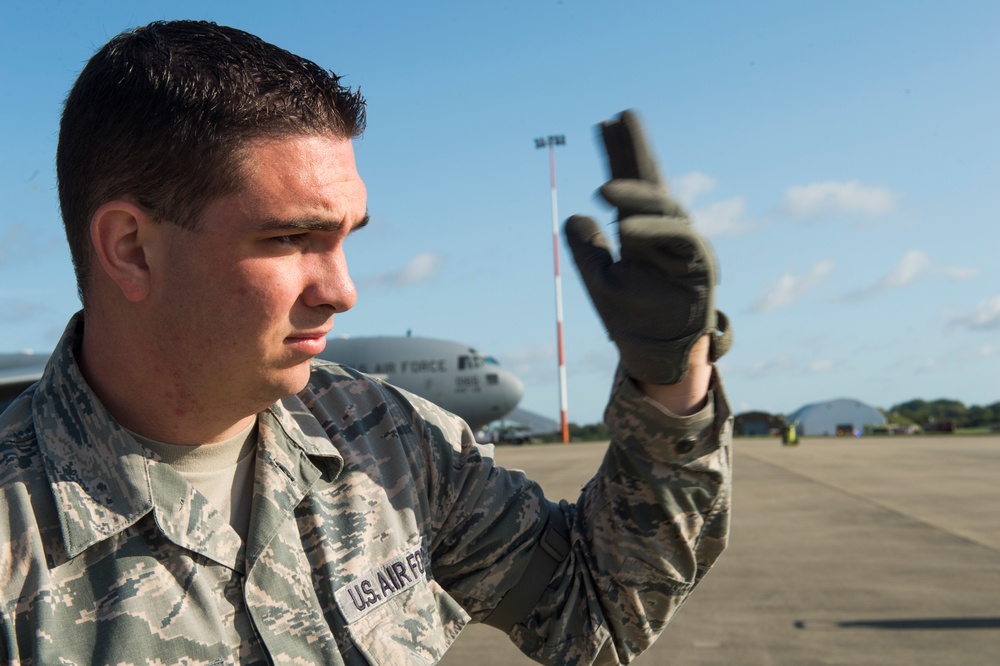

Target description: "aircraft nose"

left=493, top=366, right=524, bottom=415
left=500, top=368, right=524, bottom=413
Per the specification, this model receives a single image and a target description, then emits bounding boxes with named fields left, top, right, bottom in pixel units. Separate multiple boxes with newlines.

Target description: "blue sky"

left=2, top=1, right=998, bottom=425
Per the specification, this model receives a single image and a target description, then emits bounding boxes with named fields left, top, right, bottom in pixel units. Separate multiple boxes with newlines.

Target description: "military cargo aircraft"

left=1, top=337, right=525, bottom=430
left=317, top=336, right=524, bottom=430
left=0, top=352, right=47, bottom=414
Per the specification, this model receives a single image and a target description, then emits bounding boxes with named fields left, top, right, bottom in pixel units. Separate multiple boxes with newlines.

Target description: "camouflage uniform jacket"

left=0, top=315, right=732, bottom=665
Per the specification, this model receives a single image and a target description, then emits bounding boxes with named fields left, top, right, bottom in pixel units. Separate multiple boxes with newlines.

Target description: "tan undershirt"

left=130, top=419, right=258, bottom=542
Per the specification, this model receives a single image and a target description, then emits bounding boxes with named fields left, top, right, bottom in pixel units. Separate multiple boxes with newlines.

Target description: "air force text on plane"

left=355, top=360, right=448, bottom=374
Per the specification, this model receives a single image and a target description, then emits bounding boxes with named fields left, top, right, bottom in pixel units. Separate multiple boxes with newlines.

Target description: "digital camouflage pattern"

left=0, top=314, right=732, bottom=665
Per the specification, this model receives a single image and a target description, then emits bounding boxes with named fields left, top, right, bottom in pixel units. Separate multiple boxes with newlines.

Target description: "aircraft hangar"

left=787, top=398, right=886, bottom=436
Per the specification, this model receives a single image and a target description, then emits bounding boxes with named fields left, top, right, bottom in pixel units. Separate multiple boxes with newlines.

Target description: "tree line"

left=885, top=399, right=1000, bottom=428
left=529, top=399, right=1000, bottom=443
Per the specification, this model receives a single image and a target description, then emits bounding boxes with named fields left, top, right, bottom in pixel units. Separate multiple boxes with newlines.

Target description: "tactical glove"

left=565, top=110, right=732, bottom=385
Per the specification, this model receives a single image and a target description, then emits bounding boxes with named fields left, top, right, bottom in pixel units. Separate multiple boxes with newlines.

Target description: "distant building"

left=787, top=398, right=886, bottom=436
left=923, top=420, right=957, bottom=433
left=734, top=411, right=783, bottom=436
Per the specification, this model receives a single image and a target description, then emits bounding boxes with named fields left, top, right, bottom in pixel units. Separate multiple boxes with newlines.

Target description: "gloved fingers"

left=600, top=109, right=663, bottom=186
left=565, top=215, right=614, bottom=279
left=709, top=310, right=733, bottom=361
left=618, top=217, right=716, bottom=279
left=599, top=180, right=687, bottom=218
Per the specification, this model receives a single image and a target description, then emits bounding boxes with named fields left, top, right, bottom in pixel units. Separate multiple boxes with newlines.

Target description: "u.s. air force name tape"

left=335, top=544, right=430, bottom=622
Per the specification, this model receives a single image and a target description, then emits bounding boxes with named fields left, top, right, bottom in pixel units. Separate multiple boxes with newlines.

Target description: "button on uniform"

left=676, top=437, right=697, bottom=455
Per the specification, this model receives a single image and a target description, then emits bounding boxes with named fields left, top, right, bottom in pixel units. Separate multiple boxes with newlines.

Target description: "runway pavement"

left=439, top=436, right=1000, bottom=665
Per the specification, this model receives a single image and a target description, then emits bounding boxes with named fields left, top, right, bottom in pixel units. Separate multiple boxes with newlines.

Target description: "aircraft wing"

left=0, top=353, right=47, bottom=412
left=501, top=407, right=560, bottom=437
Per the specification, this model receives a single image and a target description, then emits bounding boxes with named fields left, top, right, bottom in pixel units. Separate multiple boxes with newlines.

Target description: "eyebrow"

left=256, top=213, right=371, bottom=234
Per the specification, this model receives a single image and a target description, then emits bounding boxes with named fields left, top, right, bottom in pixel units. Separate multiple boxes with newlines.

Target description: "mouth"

left=284, top=331, right=330, bottom=355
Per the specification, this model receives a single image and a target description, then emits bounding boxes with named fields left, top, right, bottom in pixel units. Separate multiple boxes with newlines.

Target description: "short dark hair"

left=57, top=20, right=366, bottom=301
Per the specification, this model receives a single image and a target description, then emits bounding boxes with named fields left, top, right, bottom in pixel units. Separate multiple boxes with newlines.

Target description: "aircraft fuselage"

left=317, top=336, right=523, bottom=430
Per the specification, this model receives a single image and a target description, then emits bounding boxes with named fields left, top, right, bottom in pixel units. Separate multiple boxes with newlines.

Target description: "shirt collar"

left=33, top=312, right=345, bottom=559
left=34, top=313, right=154, bottom=558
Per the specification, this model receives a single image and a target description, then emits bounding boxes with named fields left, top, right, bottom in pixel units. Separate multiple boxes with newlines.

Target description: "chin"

left=257, top=363, right=314, bottom=404
left=281, top=363, right=316, bottom=395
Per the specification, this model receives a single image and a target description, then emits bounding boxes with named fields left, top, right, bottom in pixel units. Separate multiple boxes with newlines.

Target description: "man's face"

left=149, top=133, right=367, bottom=417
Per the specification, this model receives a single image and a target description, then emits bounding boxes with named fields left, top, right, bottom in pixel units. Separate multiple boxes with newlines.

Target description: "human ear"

left=90, top=200, right=154, bottom=302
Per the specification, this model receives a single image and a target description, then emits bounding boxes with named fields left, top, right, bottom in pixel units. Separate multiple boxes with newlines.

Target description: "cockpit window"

left=459, top=354, right=500, bottom=370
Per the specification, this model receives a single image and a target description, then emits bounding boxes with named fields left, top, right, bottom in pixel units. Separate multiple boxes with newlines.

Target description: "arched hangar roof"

left=788, top=398, right=886, bottom=436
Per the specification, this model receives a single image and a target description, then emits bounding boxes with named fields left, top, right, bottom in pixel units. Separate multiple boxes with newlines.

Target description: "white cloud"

left=948, top=295, right=1000, bottom=331
left=668, top=172, right=752, bottom=237
left=744, top=355, right=798, bottom=379
left=954, top=343, right=997, bottom=363
left=691, top=197, right=752, bottom=237
left=939, top=266, right=979, bottom=280
left=783, top=180, right=896, bottom=218
left=363, top=252, right=444, bottom=288
left=572, top=347, right=618, bottom=374
left=731, top=355, right=842, bottom=380
left=397, top=253, right=442, bottom=284
left=503, top=342, right=556, bottom=386
left=917, top=358, right=939, bottom=373
left=847, top=250, right=979, bottom=300
left=673, top=171, right=717, bottom=208
left=806, top=359, right=835, bottom=374
left=883, top=249, right=931, bottom=288
left=750, top=260, right=834, bottom=314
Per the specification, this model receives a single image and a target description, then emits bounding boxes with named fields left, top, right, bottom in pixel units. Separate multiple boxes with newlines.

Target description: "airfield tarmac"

left=439, top=436, right=1000, bottom=666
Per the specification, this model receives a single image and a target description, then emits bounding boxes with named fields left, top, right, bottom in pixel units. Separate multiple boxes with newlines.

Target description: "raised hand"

left=565, top=110, right=731, bottom=385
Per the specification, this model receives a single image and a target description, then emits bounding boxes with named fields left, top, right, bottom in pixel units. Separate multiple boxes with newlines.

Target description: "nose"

left=491, top=366, right=524, bottom=418
left=501, top=368, right=524, bottom=412
left=303, top=246, right=357, bottom=313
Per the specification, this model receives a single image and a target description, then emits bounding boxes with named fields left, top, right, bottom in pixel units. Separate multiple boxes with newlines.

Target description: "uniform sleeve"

left=422, top=367, right=733, bottom=666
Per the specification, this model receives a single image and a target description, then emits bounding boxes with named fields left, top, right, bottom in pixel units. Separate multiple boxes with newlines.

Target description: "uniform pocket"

left=346, top=577, right=470, bottom=665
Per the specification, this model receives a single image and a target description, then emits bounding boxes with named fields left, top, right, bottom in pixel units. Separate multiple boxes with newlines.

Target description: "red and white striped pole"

left=535, top=135, right=569, bottom=443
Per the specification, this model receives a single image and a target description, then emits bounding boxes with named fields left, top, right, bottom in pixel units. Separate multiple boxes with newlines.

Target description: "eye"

left=272, top=233, right=308, bottom=246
